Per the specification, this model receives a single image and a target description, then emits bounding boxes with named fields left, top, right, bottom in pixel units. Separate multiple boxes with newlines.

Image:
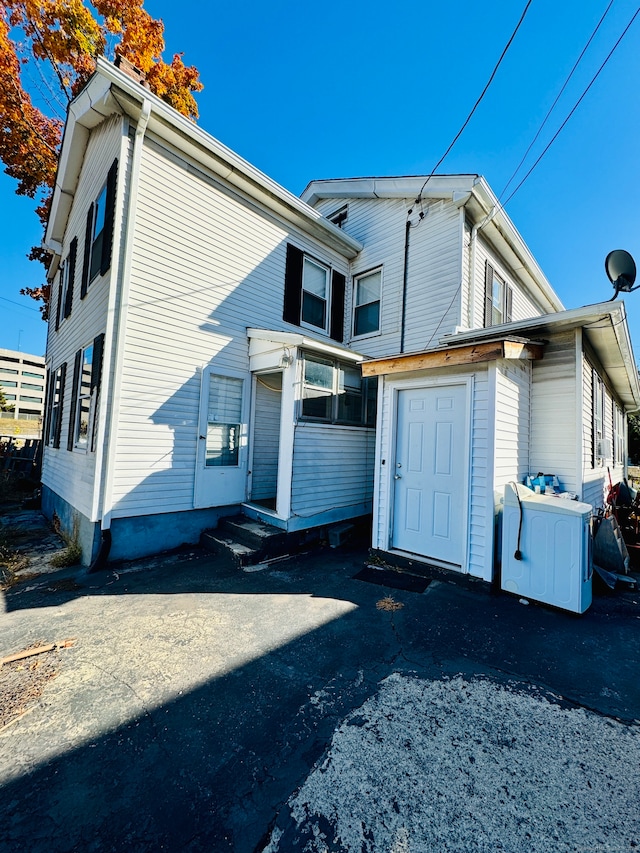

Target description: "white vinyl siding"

left=581, top=353, right=624, bottom=508
left=42, top=115, right=128, bottom=520
left=291, top=424, right=375, bottom=516
left=251, top=375, right=281, bottom=501
left=530, top=331, right=578, bottom=495
left=314, top=196, right=464, bottom=357
left=110, top=135, right=349, bottom=517
left=494, top=361, right=531, bottom=493
left=473, top=238, right=543, bottom=329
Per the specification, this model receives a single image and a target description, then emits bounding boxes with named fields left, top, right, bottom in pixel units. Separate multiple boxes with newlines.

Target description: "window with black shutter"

left=282, top=243, right=345, bottom=341
left=81, top=158, right=118, bottom=298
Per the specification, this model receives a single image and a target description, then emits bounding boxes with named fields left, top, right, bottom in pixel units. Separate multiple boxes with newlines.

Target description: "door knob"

left=394, top=474, right=402, bottom=480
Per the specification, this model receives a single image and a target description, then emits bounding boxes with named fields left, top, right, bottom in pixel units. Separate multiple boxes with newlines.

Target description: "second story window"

left=81, top=158, right=118, bottom=298
left=484, top=261, right=513, bottom=328
left=353, top=268, right=382, bottom=337
left=55, top=237, right=78, bottom=330
left=283, top=244, right=346, bottom=343
left=302, top=257, right=329, bottom=331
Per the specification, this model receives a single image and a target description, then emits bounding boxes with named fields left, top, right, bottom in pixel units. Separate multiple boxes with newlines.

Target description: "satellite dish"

left=605, top=249, right=637, bottom=293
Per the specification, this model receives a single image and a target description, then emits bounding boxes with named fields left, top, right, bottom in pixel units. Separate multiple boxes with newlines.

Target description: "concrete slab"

left=1, top=512, right=639, bottom=852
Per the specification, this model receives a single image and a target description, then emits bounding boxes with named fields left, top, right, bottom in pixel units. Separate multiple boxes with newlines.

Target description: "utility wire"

left=483, top=6, right=640, bottom=227
left=500, top=0, right=615, bottom=199
left=0, top=295, right=41, bottom=312
left=415, top=0, right=533, bottom=205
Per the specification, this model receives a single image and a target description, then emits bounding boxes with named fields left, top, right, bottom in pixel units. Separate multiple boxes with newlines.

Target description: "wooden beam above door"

left=361, top=339, right=544, bottom=377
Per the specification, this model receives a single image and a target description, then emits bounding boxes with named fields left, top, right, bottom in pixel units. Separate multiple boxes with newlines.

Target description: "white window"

left=300, top=353, right=377, bottom=426
left=614, top=404, right=625, bottom=466
left=484, top=261, right=513, bottom=327
left=75, top=344, right=94, bottom=449
left=47, top=365, right=65, bottom=448
left=353, top=269, right=382, bottom=337
left=205, top=374, right=243, bottom=467
left=301, top=257, right=329, bottom=331
left=593, top=370, right=604, bottom=466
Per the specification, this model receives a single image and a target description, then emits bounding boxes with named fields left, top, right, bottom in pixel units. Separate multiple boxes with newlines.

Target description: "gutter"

left=91, top=97, right=151, bottom=569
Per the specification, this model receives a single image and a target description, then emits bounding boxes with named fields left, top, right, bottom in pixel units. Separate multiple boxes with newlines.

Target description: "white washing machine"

left=501, top=483, right=593, bottom=613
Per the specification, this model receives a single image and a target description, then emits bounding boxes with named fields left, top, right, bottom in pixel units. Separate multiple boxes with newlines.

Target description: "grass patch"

left=50, top=512, right=82, bottom=568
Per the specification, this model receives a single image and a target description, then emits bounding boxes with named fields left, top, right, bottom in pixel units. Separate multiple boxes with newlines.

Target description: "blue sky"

left=1, top=0, right=639, bottom=357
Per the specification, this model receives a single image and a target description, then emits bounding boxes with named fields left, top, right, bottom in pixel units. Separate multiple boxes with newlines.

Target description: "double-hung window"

left=46, top=364, right=66, bottom=448
left=353, top=268, right=381, bottom=337
left=283, top=244, right=346, bottom=342
left=592, top=369, right=605, bottom=466
left=55, top=237, right=78, bottom=329
left=301, top=257, right=329, bottom=331
left=81, top=159, right=118, bottom=298
left=301, top=353, right=377, bottom=427
left=484, top=261, right=513, bottom=327
left=68, top=334, right=104, bottom=452
left=613, top=403, right=625, bottom=467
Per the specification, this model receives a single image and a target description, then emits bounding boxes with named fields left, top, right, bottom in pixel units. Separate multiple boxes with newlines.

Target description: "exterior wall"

left=494, top=360, right=531, bottom=494
left=472, top=235, right=545, bottom=328
left=581, top=344, right=625, bottom=509
left=42, top=115, right=129, bottom=525
left=291, top=423, right=375, bottom=517
left=110, top=134, right=350, bottom=520
left=530, top=331, right=579, bottom=495
left=314, top=196, right=464, bottom=356
left=372, top=365, right=491, bottom=581
left=0, top=349, right=46, bottom=422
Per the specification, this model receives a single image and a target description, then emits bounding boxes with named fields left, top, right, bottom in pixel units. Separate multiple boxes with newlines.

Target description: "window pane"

left=337, top=365, right=362, bottom=423
left=93, top=185, right=107, bottom=239
left=206, top=424, right=240, bottom=466
left=304, top=357, right=333, bottom=389
left=492, top=275, right=504, bottom=324
left=303, top=258, right=327, bottom=298
left=302, top=390, right=332, bottom=420
left=206, top=375, right=243, bottom=467
left=21, top=383, right=43, bottom=391
left=77, top=398, right=91, bottom=446
left=356, top=271, right=381, bottom=306
left=354, top=302, right=380, bottom=336
left=208, top=375, right=242, bottom=422
left=302, top=292, right=326, bottom=329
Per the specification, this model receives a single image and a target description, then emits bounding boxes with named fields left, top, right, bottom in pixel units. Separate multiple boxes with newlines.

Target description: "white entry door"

left=194, top=367, right=250, bottom=508
left=392, top=383, right=468, bottom=566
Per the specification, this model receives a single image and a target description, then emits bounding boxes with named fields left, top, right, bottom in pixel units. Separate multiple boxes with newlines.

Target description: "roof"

left=45, top=58, right=363, bottom=263
left=301, top=176, right=563, bottom=316
left=363, top=301, right=640, bottom=411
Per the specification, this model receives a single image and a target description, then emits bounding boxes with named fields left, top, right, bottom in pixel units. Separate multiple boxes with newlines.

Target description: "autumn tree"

left=0, top=385, right=15, bottom=413
left=0, top=0, right=203, bottom=319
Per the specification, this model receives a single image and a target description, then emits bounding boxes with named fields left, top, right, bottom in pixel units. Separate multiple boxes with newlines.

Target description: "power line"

left=0, top=295, right=41, bottom=312
left=415, top=0, right=533, bottom=205
left=500, top=0, right=615, bottom=200
left=484, top=6, right=640, bottom=226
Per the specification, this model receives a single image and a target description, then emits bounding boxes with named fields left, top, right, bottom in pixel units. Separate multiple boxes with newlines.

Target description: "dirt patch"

left=0, top=644, right=62, bottom=730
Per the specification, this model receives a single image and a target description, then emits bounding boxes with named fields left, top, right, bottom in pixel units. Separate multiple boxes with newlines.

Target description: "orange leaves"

left=2, top=0, right=203, bottom=316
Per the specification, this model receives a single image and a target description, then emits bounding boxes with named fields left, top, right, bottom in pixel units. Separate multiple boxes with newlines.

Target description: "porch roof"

left=361, top=302, right=640, bottom=412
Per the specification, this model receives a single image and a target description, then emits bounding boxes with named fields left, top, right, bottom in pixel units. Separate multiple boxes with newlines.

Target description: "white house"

left=41, top=57, right=640, bottom=577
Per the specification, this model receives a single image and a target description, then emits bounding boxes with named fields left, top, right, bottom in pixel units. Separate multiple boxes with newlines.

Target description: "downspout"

left=90, top=98, right=151, bottom=572
left=400, top=219, right=411, bottom=353
left=468, top=223, right=478, bottom=328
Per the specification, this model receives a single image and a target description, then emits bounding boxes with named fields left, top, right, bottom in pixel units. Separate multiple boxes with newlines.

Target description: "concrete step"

left=218, top=515, right=289, bottom=556
left=199, top=531, right=258, bottom=570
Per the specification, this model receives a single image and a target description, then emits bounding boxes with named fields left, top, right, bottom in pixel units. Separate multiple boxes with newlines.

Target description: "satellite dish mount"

left=605, top=250, right=637, bottom=300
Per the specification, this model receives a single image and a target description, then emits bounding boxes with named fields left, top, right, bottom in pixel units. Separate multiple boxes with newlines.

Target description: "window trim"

left=484, top=261, right=513, bottom=328
left=300, top=255, right=330, bottom=334
left=352, top=267, right=383, bottom=339
left=299, top=351, right=377, bottom=428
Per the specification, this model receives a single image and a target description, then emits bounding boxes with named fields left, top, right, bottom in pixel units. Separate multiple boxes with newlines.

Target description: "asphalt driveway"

left=1, top=513, right=639, bottom=852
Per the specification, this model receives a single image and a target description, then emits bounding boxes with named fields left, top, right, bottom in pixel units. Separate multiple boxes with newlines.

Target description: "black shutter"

left=505, top=284, right=513, bottom=323
left=484, top=261, right=493, bottom=327
left=54, top=363, right=66, bottom=449
left=43, top=368, right=55, bottom=445
left=55, top=268, right=63, bottom=331
left=91, top=333, right=105, bottom=392
left=100, top=158, right=118, bottom=276
left=67, top=350, right=81, bottom=451
left=63, top=237, right=77, bottom=319
left=330, top=271, right=346, bottom=342
left=283, top=244, right=303, bottom=325
left=81, top=205, right=94, bottom=299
